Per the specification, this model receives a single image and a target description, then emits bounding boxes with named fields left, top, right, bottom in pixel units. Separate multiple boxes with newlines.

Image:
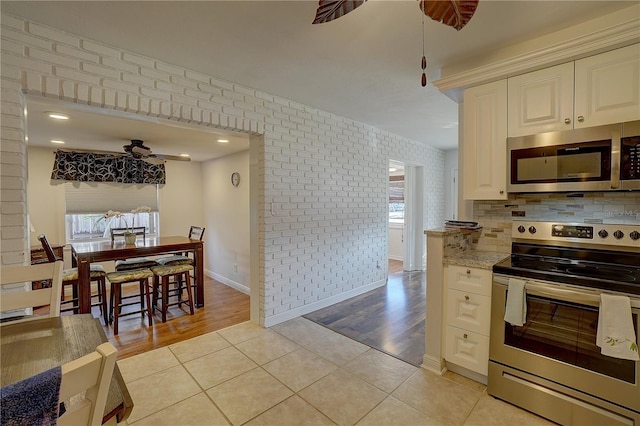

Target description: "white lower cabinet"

left=445, top=326, right=489, bottom=376
left=444, top=265, right=492, bottom=377
left=446, top=289, right=491, bottom=335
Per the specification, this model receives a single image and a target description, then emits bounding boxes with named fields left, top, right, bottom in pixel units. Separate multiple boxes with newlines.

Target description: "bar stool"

left=106, top=268, right=154, bottom=335
left=155, top=226, right=205, bottom=300
left=150, top=264, right=195, bottom=323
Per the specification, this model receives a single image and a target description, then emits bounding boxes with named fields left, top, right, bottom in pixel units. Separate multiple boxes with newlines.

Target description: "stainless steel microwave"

left=507, top=120, right=640, bottom=193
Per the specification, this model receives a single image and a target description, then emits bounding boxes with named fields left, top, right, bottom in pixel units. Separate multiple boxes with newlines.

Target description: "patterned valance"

left=51, top=151, right=166, bottom=184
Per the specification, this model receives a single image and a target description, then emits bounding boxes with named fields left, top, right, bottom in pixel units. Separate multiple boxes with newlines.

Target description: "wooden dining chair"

left=0, top=261, right=63, bottom=325
left=0, top=342, right=116, bottom=426
left=38, top=235, right=108, bottom=323
left=57, top=342, right=117, bottom=426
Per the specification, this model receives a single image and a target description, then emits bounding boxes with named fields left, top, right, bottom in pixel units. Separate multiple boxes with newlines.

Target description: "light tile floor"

left=117, top=317, right=553, bottom=426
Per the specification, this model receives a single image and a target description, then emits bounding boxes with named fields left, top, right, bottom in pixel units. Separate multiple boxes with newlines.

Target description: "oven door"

left=490, top=275, right=640, bottom=414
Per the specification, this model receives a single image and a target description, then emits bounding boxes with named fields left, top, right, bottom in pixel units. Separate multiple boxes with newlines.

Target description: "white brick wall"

left=0, top=13, right=445, bottom=325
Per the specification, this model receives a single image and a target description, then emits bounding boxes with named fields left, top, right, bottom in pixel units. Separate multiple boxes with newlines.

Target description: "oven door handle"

left=494, top=275, right=640, bottom=309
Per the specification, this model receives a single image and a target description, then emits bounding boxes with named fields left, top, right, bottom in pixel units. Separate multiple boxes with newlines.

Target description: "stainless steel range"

left=489, top=221, right=640, bottom=426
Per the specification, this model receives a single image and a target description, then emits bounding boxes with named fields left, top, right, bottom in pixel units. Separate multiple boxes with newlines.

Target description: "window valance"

left=51, top=150, right=166, bottom=184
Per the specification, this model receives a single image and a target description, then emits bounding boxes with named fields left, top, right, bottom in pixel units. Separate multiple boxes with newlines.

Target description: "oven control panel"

left=551, top=224, right=593, bottom=239
left=513, top=221, right=640, bottom=248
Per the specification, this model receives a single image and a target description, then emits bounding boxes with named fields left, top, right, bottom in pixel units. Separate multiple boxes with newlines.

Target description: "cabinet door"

left=575, top=44, right=640, bottom=128
left=444, top=326, right=489, bottom=375
left=463, top=80, right=508, bottom=200
left=508, top=62, right=574, bottom=137
left=446, top=289, right=491, bottom=335
left=447, top=265, right=492, bottom=296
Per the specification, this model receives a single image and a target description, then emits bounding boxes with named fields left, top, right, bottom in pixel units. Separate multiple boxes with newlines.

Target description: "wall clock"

left=231, top=172, right=240, bottom=187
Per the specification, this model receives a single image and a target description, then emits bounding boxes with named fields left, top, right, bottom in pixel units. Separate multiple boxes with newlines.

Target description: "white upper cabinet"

left=508, top=44, right=640, bottom=137
left=463, top=80, right=508, bottom=200
left=463, top=44, right=638, bottom=200
left=508, top=62, right=574, bottom=137
left=574, top=44, right=640, bottom=128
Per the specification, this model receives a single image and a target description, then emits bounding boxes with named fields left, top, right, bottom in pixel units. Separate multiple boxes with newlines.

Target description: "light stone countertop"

left=444, top=250, right=509, bottom=270
left=425, top=227, right=477, bottom=237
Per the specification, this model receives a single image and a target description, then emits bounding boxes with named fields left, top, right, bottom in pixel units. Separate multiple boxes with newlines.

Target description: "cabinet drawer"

left=444, top=326, right=489, bottom=376
left=446, top=289, right=491, bottom=335
left=447, top=265, right=492, bottom=296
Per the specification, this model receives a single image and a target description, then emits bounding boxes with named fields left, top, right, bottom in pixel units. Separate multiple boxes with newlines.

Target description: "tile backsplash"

left=472, top=192, right=640, bottom=253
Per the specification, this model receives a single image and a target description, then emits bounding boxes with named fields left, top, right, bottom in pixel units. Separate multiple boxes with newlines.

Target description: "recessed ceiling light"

left=217, top=139, right=229, bottom=143
left=50, top=140, right=65, bottom=144
left=389, top=168, right=397, bottom=172
left=46, top=112, right=70, bottom=120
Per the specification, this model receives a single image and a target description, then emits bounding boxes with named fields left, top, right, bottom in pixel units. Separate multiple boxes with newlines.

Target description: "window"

left=389, top=175, right=404, bottom=223
left=64, top=182, right=159, bottom=242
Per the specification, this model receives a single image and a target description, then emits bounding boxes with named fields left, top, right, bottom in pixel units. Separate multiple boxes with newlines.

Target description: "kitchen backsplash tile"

left=443, top=231, right=475, bottom=258
left=472, top=192, right=640, bottom=253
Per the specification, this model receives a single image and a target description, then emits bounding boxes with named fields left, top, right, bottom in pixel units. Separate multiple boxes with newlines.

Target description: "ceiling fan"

left=122, top=139, right=191, bottom=164
left=313, top=0, right=479, bottom=87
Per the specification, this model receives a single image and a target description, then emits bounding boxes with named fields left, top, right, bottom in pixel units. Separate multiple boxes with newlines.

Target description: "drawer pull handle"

left=464, top=295, right=470, bottom=301
left=466, top=269, right=471, bottom=275
left=463, top=334, right=468, bottom=339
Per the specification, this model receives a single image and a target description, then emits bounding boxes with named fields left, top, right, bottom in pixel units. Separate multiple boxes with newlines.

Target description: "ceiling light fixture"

left=50, top=140, right=65, bottom=144
left=180, top=153, right=190, bottom=158
left=389, top=167, right=397, bottom=172
left=217, top=139, right=229, bottom=143
left=47, top=112, right=69, bottom=120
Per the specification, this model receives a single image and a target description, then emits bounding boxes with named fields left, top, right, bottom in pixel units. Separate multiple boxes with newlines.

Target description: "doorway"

left=388, top=160, right=424, bottom=272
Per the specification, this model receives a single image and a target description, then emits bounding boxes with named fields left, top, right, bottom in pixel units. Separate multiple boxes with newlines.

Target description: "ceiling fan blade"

left=141, top=156, right=165, bottom=165
left=153, top=154, right=191, bottom=162
left=420, top=0, right=479, bottom=31
left=313, top=0, right=367, bottom=24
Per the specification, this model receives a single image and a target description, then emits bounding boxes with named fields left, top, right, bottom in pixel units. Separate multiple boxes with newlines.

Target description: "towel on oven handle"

left=504, top=277, right=527, bottom=327
left=596, top=294, right=639, bottom=361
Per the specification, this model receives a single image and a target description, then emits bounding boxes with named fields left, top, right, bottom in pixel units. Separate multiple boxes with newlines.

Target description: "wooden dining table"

left=70, top=236, right=205, bottom=314
left=0, top=315, right=133, bottom=424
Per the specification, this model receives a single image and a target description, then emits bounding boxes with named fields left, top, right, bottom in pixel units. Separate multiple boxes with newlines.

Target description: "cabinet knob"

left=463, top=333, right=468, bottom=339
left=499, top=190, right=504, bottom=195
left=564, top=118, right=571, bottom=124
left=464, top=295, right=470, bottom=301
left=577, top=115, right=584, bottom=122
left=466, top=269, right=471, bottom=275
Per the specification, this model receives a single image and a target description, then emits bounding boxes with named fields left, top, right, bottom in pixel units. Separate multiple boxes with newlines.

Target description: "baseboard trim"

left=422, top=354, right=447, bottom=375
left=445, top=362, right=487, bottom=385
left=208, top=270, right=250, bottom=295
left=263, top=279, right=387, bottom=328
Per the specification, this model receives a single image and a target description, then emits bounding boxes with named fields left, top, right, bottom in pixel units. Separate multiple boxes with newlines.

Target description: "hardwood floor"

left=76, top=259, right=424, bottom=365
left=79, top=276, right=250, bottom=360
left=304, top=259, right=426, bottom=366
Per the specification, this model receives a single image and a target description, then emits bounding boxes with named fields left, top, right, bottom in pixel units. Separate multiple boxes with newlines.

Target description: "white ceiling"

left=25, top=97, right=250, bottom=162
left=3, top=0, right=636, bottom=156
